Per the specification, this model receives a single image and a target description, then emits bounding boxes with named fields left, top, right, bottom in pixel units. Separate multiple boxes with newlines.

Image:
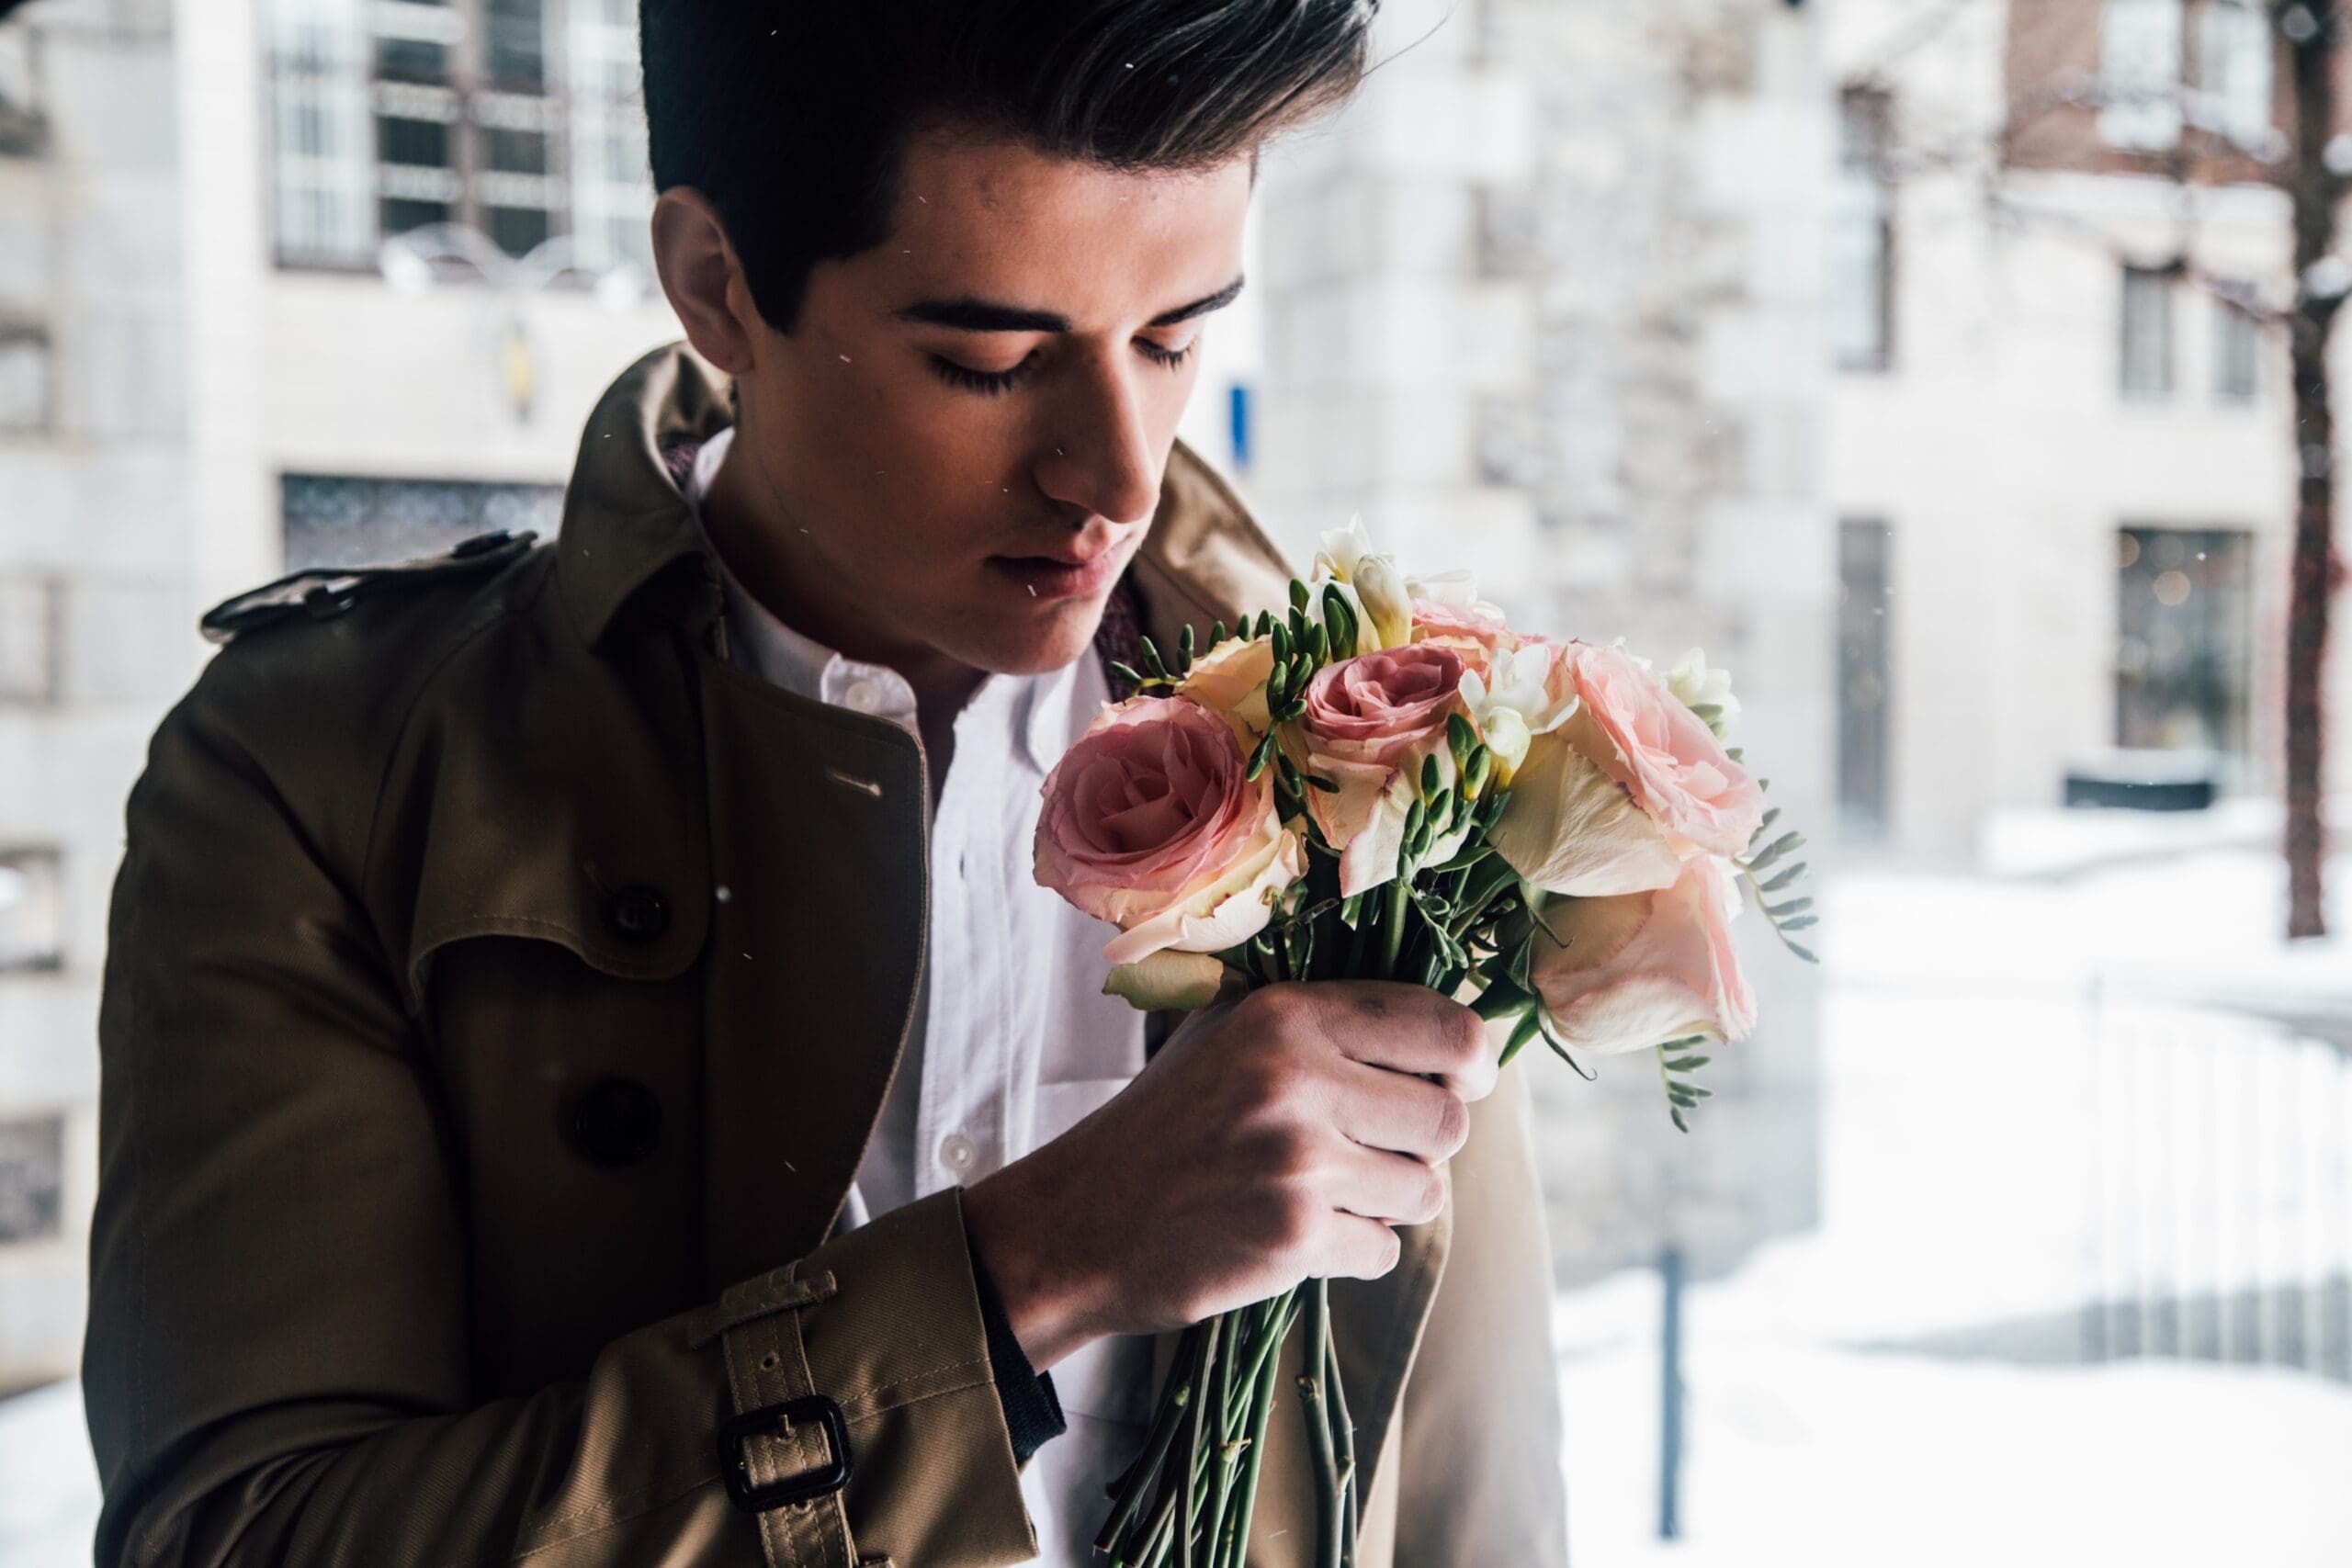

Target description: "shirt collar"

left=688, top=424, right=1082, bottom=773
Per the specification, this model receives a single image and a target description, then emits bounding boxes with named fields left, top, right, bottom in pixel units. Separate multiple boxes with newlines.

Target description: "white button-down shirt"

left=686, top=427, right=1154, bottom=1563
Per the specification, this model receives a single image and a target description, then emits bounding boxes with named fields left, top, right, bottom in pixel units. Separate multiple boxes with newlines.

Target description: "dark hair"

left=639, top=1, right=1378, bottom=334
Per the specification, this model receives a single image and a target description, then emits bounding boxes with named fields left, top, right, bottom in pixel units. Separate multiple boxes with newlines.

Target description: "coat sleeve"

left=1392, top=1055, right=1573, bottom=1565
left=82, top=682, right=1044, bottom=1567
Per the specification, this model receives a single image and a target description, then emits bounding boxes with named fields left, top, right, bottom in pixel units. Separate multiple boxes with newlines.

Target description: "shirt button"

left=937, top=1133, right=978, bottom=1175
left=843, top=678, right=881, bottom=712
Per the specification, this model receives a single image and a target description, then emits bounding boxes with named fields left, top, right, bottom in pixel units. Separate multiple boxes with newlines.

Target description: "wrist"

left=962, top=1163, right=1103, bottom=1372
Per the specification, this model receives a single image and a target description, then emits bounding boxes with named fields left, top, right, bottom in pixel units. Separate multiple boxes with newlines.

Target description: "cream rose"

left=1526, top=859, right=1758, bottom=1054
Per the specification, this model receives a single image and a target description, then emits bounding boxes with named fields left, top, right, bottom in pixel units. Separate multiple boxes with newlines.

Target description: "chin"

left=956, top=595, right=1111, bottom=678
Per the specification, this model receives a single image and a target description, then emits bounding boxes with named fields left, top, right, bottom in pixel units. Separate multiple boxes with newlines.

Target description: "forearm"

left=93, top=1189, right=1042, bottom=1568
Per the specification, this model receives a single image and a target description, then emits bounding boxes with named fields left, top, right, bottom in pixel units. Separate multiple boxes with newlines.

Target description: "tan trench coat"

left=83, top=342, right=1569, bottom=1567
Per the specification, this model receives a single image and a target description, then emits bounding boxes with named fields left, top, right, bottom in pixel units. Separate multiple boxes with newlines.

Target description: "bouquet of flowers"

left=1033, top=523, right=1815, bottom=1567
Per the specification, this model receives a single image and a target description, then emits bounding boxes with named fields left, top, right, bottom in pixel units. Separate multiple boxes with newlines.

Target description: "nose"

left=1035, top=348, right=1163, bottom=529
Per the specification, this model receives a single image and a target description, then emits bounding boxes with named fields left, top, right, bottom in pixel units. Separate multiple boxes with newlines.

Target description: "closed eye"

left=928, top=337, right=1198, bottom=397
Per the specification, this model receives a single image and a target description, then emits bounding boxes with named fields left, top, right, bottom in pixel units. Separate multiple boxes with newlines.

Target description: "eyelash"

left=929, top=338, right=1197, bottom=397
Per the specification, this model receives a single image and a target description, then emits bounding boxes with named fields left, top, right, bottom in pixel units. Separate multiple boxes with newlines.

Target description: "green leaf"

left=1758, top=862, right=1806, bottom=893
left=1745, top=830, right=1804, bottom=874
left=1777, top=914, right=1819, bottom=931
left=1290, top=578, right=1311, bottom=613
left=1179, top=623, right=1196, bottom=672
left=1765, top=896, right=1814, bottom=919
left=1139, top=637, right=1170, bottom=680
left=1306, top=773, right=1340, bottom=793
left=1108, top=660, right=1147, bottom=688
left=1665, top=1055, right=1713, bottom=1072
left=1254, top=610, right=1274, bottom=639
left=1670, top=1107, right=1691, bottom=1134
left=1307, top=619, right=1328, bottom=663
left=1681, top=1083, right=1713, bottom=1100
left=1210, top=619, right=1227, bottom=647
left=1270, top=621, right=1291, bottom=665
left=1784, top=941, right=1818, bottom=964
left=1747, top=807, right=1782, bottom=847
left=1321, top=583, right=1357, bottom=655
left=1501, top=1009, right=1544, bottom=1066
left=1420, top=754, right=1442, bottom=797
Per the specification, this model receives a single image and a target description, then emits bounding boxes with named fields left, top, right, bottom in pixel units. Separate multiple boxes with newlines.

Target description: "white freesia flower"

left=1664, top=648, right=1740, bottom=735
left=1456, top=642, right=1577, bottom=784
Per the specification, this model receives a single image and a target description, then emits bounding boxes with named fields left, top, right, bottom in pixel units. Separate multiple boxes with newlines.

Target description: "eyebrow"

left=891, top=274, right=1246, bottom=333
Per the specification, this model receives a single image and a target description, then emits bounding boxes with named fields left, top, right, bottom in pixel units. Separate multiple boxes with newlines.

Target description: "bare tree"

left=1858, top=0, right=2340, bottom=938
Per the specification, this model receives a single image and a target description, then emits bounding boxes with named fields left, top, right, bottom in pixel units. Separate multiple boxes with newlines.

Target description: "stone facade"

left=1249, top=0, right=1836, bottom=1289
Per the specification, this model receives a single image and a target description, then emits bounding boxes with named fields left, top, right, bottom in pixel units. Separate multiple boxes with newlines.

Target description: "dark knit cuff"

left=967, top=1232, right=1067, bottom=1466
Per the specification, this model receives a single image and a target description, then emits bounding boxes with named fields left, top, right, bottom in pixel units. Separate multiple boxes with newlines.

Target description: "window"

left=2100, top=0, right=2186, bottom=151
left=0, top=576, right=59, bottom=706
left=0, top=1114, right=63, bottom=1244
left=0, top=317, right=51, bottom=431
left=1837, top=520, right=1894, bottom=835
left=2120, top=265, right=2175, bottom=400
left=264, top=0, right=652, bottom=272
left=2116, top=527, right=2252, bottom=757
left=1832, top=87, right=1894, bottom=373
left=0, top=23, right=46, bottom=157
left=0, top=847, right=63, bottom=975
left=2196, top=0, right=2274, bottom=149
left=2211, top=289, right=2260, bottom=403
left=281, top=472, right=562, bottom=570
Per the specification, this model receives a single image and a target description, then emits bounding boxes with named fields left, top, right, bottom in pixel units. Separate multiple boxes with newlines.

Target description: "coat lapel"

left=693, top=653, right=932, bottom=1292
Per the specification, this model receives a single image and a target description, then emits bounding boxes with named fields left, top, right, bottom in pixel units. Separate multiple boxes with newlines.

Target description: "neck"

left=700, top=430, right=989, bottom=726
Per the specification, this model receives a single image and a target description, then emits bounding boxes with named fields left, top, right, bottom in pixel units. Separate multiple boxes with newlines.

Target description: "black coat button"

left=571, top=1077, right=662, bottom=1167
left=604, top=885, right=670, bottom=943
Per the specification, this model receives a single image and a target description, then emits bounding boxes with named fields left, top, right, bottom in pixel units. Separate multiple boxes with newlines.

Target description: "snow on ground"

left=1555, top=818, right=2352, bottom=1566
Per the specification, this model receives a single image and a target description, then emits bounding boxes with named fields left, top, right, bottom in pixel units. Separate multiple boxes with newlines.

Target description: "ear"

left=650, top=187, right=759, bottom=377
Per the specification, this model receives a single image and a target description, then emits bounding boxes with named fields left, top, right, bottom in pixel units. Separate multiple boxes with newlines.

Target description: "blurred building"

left=1823, top=0, right=2352, bottom=855
left=0, top=0, right=690, bottom=1392
left=1249, top=0, right=1836, bottom=1288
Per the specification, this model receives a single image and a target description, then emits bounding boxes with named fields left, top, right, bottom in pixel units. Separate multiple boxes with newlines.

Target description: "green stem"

left=1221, top=1292, right=1293, bottom=1567
left=1297, top=1280, right=1342, bottom=1568
left=1380, top=874, right=1408, bottom=978
left=1327, top=1319, right=1359, bottom=1564
left=1181, top=1314, right=1218, bottom=1568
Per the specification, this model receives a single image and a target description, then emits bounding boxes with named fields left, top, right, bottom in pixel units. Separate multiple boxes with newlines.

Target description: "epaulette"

left=199, top=529, right=538, bottom=646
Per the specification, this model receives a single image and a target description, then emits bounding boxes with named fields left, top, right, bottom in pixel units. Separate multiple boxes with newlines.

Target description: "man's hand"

left=961, top=980, right=1496, bottom=1372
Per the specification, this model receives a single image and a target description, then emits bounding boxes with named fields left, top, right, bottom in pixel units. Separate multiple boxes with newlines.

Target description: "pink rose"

left=1555, top=641, right=1765, bottom=858
left=1287, top=645, right=1469, bottom=897
left=1035, top=696, right=1304, bottom=974
left=1408, top=598, right=1514, bottom=679
left=1527, top=860, right=1757, bottom=1054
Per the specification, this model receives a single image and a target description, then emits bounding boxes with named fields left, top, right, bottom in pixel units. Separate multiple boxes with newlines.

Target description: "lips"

left=988, top=536, right=1133, bottom=602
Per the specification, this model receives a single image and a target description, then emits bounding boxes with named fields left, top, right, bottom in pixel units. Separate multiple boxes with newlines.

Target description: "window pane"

left=2099, top=0, right=2185, bottom=151
left=2212, top=292, right=2260, bottom=402
left=2120, top=265, right=2173, bottom=400
left=0, top=847, right=63, bottom=975
left=0, top=1115, right=63, bottom=1245
left=2115, top=527, right=2253, bottom=756
left=2198, top=0, right=2274, bottom=147
left=281, top=473, right=563, bottom=570
left=1838, top=520, right=1894, bottom=834
left=1832, top=89, right=1893, bottom=372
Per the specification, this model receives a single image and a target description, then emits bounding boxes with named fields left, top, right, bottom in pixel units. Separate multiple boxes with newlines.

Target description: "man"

left=83, top=3, right=1568, bottom=1564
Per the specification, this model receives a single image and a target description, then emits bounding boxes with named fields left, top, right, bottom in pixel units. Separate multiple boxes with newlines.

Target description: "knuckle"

left=1373, top=1225, right=1402, bottom=1277
left=1417, top=1165, right=1449, bottom=1223
left=1430, top=1092, right=1471, bottom=1156
left=1450, top=1003, right=1488, bottom=1063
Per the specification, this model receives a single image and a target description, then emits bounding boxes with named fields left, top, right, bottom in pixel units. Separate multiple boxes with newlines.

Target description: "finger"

left=1329, top=1143, right=1449, bottom=1227
left=1317, top=1212, right=1404, bottom=1281
left=1328, top=1057, right=1470, bottom=1162
left=1317, top=983, right=1496, bottom=1100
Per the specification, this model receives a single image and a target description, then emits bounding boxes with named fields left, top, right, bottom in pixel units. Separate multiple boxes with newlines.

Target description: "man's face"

left=718, top=126, right=1254, bottom=678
